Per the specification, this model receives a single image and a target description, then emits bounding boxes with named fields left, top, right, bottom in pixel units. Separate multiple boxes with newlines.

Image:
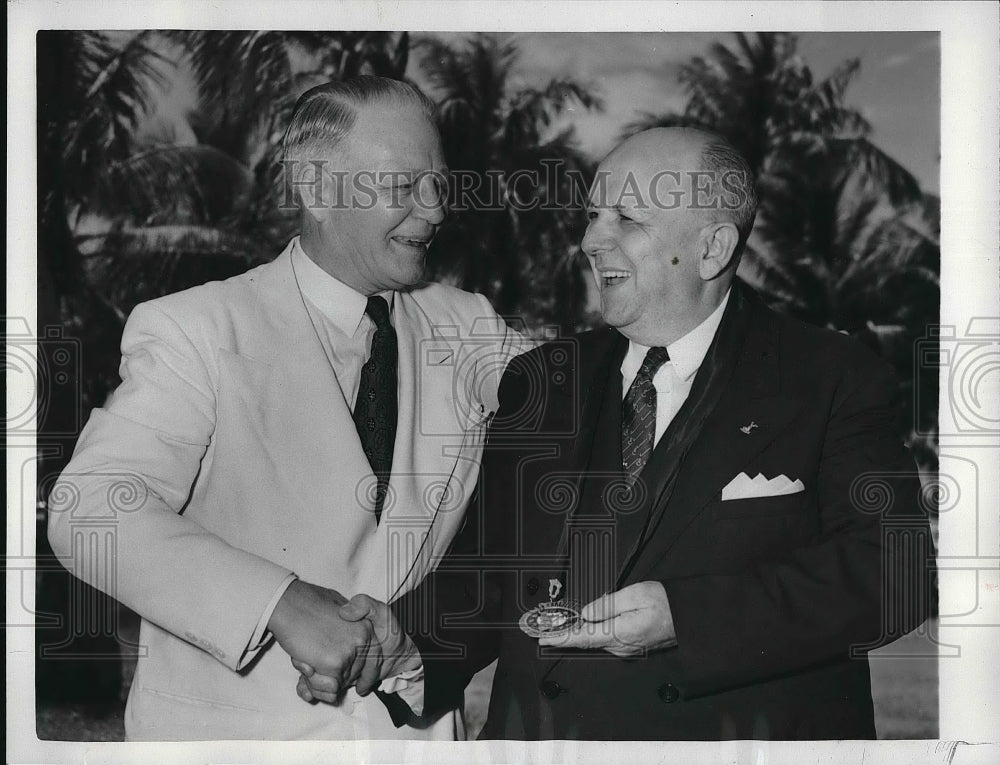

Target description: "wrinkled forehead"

left=342, top=102, right=445, bottom=168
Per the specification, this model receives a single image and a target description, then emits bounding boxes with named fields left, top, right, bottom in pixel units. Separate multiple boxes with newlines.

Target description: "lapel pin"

left=548, top=578, right=563, bottom=601
left=740, top=421, right=759, bottom=434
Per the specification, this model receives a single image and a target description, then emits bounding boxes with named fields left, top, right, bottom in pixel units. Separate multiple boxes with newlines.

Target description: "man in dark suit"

left=310, top=127, right=936, bottom=740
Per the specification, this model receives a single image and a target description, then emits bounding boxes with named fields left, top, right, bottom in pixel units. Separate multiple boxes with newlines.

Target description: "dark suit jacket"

left=392, top=281, right=936, bottom=740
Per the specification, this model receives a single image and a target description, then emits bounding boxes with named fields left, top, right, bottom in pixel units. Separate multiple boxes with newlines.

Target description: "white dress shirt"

left=293, top=239, right=392, bottom=407
left=620, top=289, right=731, bottom=446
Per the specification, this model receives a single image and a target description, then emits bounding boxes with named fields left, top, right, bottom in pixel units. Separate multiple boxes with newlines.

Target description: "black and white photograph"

left=7, top=2, right=999, bottom=763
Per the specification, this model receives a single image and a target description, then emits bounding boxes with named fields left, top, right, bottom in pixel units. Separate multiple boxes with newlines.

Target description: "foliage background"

left=35, top=30, right=940, bottom=739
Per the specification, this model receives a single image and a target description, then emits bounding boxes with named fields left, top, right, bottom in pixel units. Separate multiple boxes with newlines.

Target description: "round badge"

left=518, top=600, right=581, bottom=639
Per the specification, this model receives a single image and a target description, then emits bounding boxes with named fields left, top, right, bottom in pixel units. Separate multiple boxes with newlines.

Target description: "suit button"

left=657, top=683, right=680, bottom=703
left=526, top=577, right=539, bottom=595
left=540, top=680, right=563, bottom=699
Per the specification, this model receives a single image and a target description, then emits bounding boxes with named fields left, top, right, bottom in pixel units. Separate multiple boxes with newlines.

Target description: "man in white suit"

left=47, top=76, right=527, bottom=740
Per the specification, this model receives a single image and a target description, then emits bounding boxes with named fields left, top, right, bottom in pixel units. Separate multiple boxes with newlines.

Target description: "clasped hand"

left=267, top=581, right=418, bottom=704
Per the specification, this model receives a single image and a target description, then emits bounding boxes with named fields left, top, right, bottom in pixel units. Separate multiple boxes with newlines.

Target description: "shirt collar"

left=622, top=288, right=732, bottom=383
left=291, top=236, right=394, bottom=336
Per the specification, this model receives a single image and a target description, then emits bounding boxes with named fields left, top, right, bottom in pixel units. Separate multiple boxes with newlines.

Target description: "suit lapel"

left=240, top=243, right=367, bottom=470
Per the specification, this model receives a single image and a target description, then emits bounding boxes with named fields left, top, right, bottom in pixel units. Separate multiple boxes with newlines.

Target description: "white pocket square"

left=721, top=472, right=805, bottom=501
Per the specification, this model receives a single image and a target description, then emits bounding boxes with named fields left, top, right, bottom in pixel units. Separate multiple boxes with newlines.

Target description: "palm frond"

left=414, top=33, right=598, bottom=324
left=171, top=31, right=295, bottom=161
left=81, top=224, right=263, bottom=315
left=89, top=224, right=263, bottom=259
left=49, top=31, right=172, bottom=197
left=92, top=145, right=254, bottom=225
left=831, top=137, right=923, bottom=206
left=619, top=112, right=711, bottom=141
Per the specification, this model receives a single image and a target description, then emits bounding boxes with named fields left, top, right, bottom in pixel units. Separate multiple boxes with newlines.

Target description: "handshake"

left=266, top=580, right=421, bottom=704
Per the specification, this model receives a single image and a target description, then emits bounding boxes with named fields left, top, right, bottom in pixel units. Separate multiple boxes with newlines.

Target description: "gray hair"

left=281, top=75, right=437, bottom=164
left=699, top=138, right=758, bottom=262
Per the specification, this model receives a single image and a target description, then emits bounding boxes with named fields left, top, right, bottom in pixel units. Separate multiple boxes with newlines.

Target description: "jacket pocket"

left=139, top=684, right=261, bottom=713
left=712, top=491, right=807, bottom=520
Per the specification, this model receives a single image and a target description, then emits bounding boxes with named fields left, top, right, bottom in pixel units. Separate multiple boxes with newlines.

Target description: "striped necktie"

left=621, top=346, right=670, bottom=484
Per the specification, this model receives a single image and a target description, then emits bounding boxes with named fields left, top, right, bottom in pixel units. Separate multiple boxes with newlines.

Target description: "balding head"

left=605, top=127, right=709, bottom=169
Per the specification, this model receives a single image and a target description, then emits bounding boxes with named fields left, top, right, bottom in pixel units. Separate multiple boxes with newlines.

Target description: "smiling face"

left=308, top=99, right=449, bottom=294
left=581, top=129, right=734, bottom=346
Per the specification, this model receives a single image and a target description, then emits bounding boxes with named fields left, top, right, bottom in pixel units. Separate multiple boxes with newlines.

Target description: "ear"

left=698, top=222, right=740, bottom=280
left=288, top=158, right=340, bottom=221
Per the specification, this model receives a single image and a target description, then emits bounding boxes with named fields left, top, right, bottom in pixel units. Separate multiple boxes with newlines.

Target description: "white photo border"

left=8, top=1, right=999, bottom=762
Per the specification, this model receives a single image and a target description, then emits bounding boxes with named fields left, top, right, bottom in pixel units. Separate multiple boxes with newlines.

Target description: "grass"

left=36, top=619, right=937, bottom=741
left=869, top=619, right=939, bottom=739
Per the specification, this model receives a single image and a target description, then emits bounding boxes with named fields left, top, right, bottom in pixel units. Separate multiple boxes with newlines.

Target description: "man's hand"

left=538, top=581, right=678, bottom=657
left=293, top=593, right=422, bottom=702
left=267, top=579, right=375, bottom=702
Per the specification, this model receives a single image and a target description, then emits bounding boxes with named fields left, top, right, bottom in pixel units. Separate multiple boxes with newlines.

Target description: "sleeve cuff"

left=379, top=664, right=425, bottom=716
left=238, top=572, right=297, bottom=667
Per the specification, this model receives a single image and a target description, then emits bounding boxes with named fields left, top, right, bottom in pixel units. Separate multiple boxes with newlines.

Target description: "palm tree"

left=39, top=32, right=271, bottom=333
left=624, top=33, right=919, bottom=193
left=837, top=192, right=941, bottom=465
left=38, top=31, right=181, bottom=418
left=416, top=33, right=602, bottom=332
left=36, top=29, right=188, bottom=709
left=171, top=31, right=413, bottom=263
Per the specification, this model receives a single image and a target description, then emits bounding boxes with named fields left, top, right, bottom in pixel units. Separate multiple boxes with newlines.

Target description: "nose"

left=414, top=172, right=447, bottom=226
left=581, top=215, right=609, bottom=258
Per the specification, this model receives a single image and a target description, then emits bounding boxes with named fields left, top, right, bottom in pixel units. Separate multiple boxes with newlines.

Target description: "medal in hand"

left=518, top=578, right=581, bottom=638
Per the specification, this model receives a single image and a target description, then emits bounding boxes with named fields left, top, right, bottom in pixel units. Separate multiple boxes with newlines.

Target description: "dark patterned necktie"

left=621, top=346, right=670, bottom=484
left=352, top=296, right=398, bottom=524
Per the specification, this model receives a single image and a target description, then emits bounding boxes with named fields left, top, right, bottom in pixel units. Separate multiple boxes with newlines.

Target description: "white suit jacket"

left=47, top=240, right=525, bottom=740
